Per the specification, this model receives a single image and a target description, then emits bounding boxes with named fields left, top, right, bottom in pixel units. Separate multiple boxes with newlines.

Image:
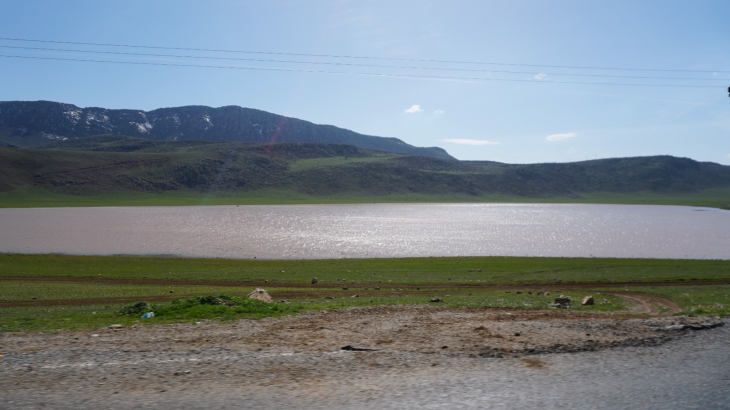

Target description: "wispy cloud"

left=534, top=73, right=547, bottom=80
left=546, top=132, right=578, bottom=142
left=434, top=109, right=445, bottom=115
left=442, top=139, right=500, bottom=146
left=404, top=104, right=423, bottom=113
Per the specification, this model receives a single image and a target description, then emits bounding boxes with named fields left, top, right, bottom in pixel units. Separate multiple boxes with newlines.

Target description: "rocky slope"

left=0, top=100, right=453, bottom=160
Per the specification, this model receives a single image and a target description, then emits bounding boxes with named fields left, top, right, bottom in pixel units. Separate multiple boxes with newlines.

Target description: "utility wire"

left=0, top=54, right=719, bottom=89
left=1, top=36, right=728, bottom=74
left=2, top=44, right=725, bottom=82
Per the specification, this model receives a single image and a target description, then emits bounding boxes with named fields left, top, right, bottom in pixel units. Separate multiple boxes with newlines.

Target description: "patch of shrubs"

left=117, top=294, right=300, bottom=320
left=117, top=301, right=156, bottom=316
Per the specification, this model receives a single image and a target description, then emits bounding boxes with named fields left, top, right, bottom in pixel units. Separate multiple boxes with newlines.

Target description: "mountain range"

left=1, top=100, right=728, bottom=209
left=0, top=100, right=453, bottom=160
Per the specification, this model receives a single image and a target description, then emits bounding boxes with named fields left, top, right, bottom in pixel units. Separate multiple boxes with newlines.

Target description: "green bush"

left=117, top=301, right=154, bottom=316
left=117, top=295, right=300, bottom=321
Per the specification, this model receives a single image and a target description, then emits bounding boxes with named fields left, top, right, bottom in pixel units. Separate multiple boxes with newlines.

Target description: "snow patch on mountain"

left=64, top=108, right=82, bottom=124
left=202, top=114, right=213, bottom=130
left=41, top=132, right=67, bottom=141
left=134, top=122, right=153, bottom=133
left=85, top=111, right=110, bottom=124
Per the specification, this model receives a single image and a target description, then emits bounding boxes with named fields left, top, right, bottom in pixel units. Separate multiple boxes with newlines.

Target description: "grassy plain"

left=1, top=254, right=728, bottom=332
left=2, top=186, right=730, bottom=208
left=2, top=254, right=729, bottom=285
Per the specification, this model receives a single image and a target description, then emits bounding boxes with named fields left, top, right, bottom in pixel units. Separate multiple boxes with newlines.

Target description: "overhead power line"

left=0, top=54, right=719, bottom=89
left=1, top=36, right=728, bottom=74
left=1, top=44, right=725, bottom=82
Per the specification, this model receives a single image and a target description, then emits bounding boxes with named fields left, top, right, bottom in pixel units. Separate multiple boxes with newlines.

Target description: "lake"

left=0, top=203, right=728, bottom=259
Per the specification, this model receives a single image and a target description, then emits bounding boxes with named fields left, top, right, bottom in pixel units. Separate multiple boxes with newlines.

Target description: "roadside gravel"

left=0, top=305, right=726, bottom=409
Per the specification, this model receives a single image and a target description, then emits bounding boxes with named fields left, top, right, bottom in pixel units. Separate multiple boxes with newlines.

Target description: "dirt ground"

left=2, top=301, right=727, bottom=409
left=1, top=302, right=718, bottom=359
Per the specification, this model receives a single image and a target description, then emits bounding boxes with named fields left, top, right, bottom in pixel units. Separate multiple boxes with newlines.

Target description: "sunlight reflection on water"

left=1, top=203, right=728, bottom=259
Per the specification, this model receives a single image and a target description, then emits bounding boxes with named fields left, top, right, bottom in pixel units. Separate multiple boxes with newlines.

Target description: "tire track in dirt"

left=606, top=292, right=682, bottom=315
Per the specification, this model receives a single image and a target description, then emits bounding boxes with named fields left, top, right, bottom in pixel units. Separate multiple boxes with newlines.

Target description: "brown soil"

left=0, top=305, right=715, bottom=358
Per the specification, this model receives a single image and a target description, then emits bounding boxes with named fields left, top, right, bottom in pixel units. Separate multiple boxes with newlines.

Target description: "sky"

left=0, top=0, right=728, bottom=164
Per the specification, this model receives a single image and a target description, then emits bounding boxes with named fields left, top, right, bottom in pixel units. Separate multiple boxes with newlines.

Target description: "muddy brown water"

left=0, top=203, right=728, bottom=259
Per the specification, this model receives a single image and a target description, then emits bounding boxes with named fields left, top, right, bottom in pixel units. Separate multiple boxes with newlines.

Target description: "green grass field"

left=1, top=185, right=729, bottom=208
left=2, top=254, right=730, bottom=285
left=1, top=254, right=728, bottom=332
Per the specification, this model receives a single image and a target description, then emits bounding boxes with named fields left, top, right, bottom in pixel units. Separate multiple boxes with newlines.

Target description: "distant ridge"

left=0, top=100, right=454, bottom=160
left=1, top=136, right=729, bottom=209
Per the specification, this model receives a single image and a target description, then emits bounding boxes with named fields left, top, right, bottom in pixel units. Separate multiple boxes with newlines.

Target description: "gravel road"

left=1, top=306, right=727, bottom=409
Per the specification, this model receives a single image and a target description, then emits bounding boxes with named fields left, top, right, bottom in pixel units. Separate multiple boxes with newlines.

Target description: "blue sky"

left=1, top=0, right=728, bottom=164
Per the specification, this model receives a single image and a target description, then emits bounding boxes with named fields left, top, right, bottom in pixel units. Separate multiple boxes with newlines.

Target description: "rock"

left=603, top=299, right=611, bottom=304
left=341, top=345, right=377, bottom=351
left=515, top=291, right=522, bottom=294
left=430, top=298, right=443, bottom=302
left=342, top=287, right=349, bottom=290
left=663, top=324, right=686, bottom=331
left=246, top=288, right=273, bottom=303
left=311, top=277, right=318, bottom=284
left=169, top=290, right=174, bottom=293
left=554, top=295, right=571, bottom=305
left=325, top=296, right=336, bottom=299
left=536, top=292, right=544, bottom=296
left=351, top=295, right=359, bottom=298
left=582, top=296, right=595, bottom=306
left=277, top=300, right=290, bottom=304
left=689, top=321, right=725, bottom=330
left=108, top=324, right=123, bottom=330
left=544, top=291, right=550, bottom=296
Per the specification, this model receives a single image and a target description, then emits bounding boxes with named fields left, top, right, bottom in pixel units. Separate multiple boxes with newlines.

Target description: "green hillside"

left=1, top=135, right=729, bottom=208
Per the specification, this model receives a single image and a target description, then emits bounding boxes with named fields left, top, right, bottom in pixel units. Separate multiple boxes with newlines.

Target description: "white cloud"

left=546, top=132, right=578, bottom=142
left=434, top=109, right=445, bottom=115
left=534, top=73, right=547, bottom=80
left=404, top=104, right=423, bottom=113
left=442, top=139, right=500, bottom=146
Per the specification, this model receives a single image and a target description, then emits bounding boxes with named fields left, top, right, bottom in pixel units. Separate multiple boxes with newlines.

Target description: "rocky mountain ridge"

left=0, top=100, right=453, bottom=160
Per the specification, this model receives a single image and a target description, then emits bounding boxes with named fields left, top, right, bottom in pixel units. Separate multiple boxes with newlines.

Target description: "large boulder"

left=247, top=288, right=273, bottom=303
